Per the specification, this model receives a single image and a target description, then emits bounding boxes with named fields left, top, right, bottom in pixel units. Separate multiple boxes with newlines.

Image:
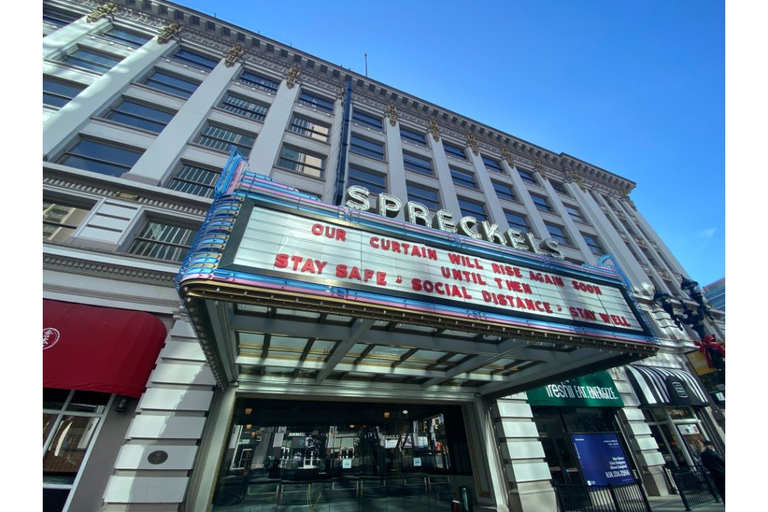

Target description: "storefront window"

left=211, top=398, right=471, bottom=511
left=43, top=388, right=111, bottom=512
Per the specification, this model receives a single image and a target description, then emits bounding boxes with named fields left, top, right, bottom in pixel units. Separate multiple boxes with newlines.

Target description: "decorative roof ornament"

left=285, top=65, right=301, bottom=89
left=224, top=44, right=244, bottom=68
left=86, top=2, right=118, bottom=23
left=387, top=103, right=398, bottom=127
left=567, top=170, right=587, bottom=192
left=429, top=120, right=440, bottom=142
left=157, top=22, right=183, bottom=44
left=501, top=147, right=514, bottom=165
left=467, top=134, right=479, bottom=156
left=337, top=83, right=346, bottom=101
left=620, top=185, right=637, bottom=210
left=533, top=158, right=544, bottom=173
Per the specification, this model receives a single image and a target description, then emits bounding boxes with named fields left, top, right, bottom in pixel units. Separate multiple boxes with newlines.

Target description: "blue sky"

left=181, top=0, right=725, bottom=286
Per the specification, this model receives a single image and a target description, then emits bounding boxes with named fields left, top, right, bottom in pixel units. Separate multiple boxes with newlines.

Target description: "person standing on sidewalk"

left=700, top=440, right=725, bottom=503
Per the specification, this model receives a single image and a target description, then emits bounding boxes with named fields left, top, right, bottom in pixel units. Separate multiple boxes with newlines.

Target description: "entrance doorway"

left=211, top=398, right=472, bottom=511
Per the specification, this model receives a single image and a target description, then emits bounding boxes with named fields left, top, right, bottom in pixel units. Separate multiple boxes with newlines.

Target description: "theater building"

left=42, top=1, right=725, bottom=511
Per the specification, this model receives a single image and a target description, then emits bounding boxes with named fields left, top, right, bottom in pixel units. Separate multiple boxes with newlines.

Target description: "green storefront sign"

left=526, top=371, right=624, bottom=407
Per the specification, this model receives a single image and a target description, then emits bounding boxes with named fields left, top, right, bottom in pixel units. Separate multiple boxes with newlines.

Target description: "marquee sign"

left=177, top=150, right=655, bottom=347
left=224, top=205, right=645, bottom=334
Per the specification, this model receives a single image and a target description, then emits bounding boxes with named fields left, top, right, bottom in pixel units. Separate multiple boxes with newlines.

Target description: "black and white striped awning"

left=626, top=365, right=708, bottom=407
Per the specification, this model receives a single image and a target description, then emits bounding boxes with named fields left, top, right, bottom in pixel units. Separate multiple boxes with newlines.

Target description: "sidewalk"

left=647, top=495, right=724, bottom=511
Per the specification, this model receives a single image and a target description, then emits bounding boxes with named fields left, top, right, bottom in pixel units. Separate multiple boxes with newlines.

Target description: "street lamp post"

left=653, top=277, right=726, bottom=434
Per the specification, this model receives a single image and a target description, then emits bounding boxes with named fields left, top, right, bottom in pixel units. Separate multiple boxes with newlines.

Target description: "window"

left=444, top=142, right=467, bottom=160
left=298, top=90, right=335, bottom=113
left=348, top=166, right=386, bottom=194
left=408, top=183, right=440, bottom=211
left=518, top=168, right=537, bottom=185
left=493, top=181, right=516, bottom=202
left=564, top=204, right=587, bottom=223
left=458, top=198, right=487, bottom=222
left=43, top=7, right=80, bottom=27
left=483, top=156, right=504, bottom=173
left=289, top=115, right=330, bottom=142
left=450, top=167, right=477, bottom=189
left=56, top=47, right=123, bottom=74
left=403, top=153, right=432, bottom=175
left=142, top=69, right=199, bottom=98
left=400, top=127, right=427, bottom=146
left=128, top=220, right=196, bottom=262
left=43, top=77, right=85, bottom=108
left=100, top=27, right=150, bottom=48
left=103, top=98, right=175, bottom=133
left=172, top=48, right=219, bottom=71
left=167, top=163, right=220, bottom=198
left=195, top=125, right=256, bottom=157
left=44, top=389, right=111, bottom=509
left=238, top=70, right=280, bottom=94
left=43, top=199, right=91, bottom=242
left=582, top=234, right=604, bottom=255
left=350, top=134, right=385, bottom=160
left=545, top=223, right=572, bottom=246
left=352, top=109, right=383, bottom=130
left=277, top=146, right=326, bottom=178
left=551, top=179, right=569, bottom=196
left=58, top=139, right=143, bottom=177
left=504, top=211, right=530, bottom=232
left=531, top=194, right=553, bottom=213
left=218, top=93, right=268, bottom=122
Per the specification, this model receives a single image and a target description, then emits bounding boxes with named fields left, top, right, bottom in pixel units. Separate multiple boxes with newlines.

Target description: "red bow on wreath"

left=694, top=334, right=725, bottom=370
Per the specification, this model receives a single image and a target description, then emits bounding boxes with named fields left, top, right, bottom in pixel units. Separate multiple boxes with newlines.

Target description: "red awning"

left=43, top=300, right=167, bottom=398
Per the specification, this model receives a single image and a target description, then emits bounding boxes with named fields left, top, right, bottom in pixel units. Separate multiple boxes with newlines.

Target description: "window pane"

left=43, top=389, right=71, bottom=411
left=101, top=27, right=150, bottom=48
left=43, top=415, right=101, bottom=485
left=504, top=211, right=529, bottom=232
left=551, top=180, right=569, bottom=196
left=43, top=78, right=85, bottom=108
left=400, top=127, right=426, bottom=146
left=43, top=200, right=90, bottom=242
left=299, top=91, right=334, bottom=113
left=173, top=48, right=218, bottom=71
left=239, top=70, right=280, bottom=93
left=58, top=48, right=122, bottom=73
left=289, top=116, right=330, bottom=142
left=565, top=205, right=586, bottom=223
left=458, top=199, right=486, bottom=221
left=219, top=94, right=268, bottom=122
left=444, top=142, right=466, bottom=160
left=545, top=223, right=571, bottom=245
left=167, top=163, right=220, bottom=198
left=59, top=139, right=143, bottom=177
left=403, top=153, right=432, bottom=175
left=583, top=234, right=604, bottom=255
left=483, top=156, right=504, bottom=173
left=196, top=125, right=256, bottom=156
left=142, top=70, right=198, bottom=98
left=348, top=166, right=386, bottom=194
left=350, top=135, right=384, bottom=160
left=408, top=183, right=440, bottom=210
left=518, top=168, right=537, bottom=184
left=352, top=110, right=383, bottom=130
left=44, top=7, right=79, bottom=27
left=450, top=168, right=476, bottom=189
left=129, top=221, right=196, bottom=262
left=105, top=99, right=175, bottom=133
left=277, top=146, right=326, bottom=178
left=493, top=182, right=516, bottom=201
left=531, top=195, right=552, bottom=212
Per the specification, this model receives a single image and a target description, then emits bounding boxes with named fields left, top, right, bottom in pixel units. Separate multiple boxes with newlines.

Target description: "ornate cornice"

left=43, top=251, right=178, bottom=289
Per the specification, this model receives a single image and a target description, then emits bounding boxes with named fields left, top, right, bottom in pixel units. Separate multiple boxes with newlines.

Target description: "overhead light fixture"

left=402, top=409, right=409, bottom=415
left=245, top=424, right=252, bottom=430
left=244, top=407, right=253, bottom=415
left=384, top=411, right=390, bottom=419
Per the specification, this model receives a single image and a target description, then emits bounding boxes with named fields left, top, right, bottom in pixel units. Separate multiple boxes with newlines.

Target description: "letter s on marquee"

left=345, top=185, right=371, bottom=211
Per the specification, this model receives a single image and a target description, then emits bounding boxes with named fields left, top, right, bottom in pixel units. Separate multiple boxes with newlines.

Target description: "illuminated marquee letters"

left=345, top=185, right=565, bottom=259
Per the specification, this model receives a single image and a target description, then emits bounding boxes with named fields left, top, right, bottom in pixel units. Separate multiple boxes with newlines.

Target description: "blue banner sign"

left=570, top=433, right=634, bottom=486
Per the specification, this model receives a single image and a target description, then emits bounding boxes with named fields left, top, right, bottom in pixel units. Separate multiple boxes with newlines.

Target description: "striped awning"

left=625, top=365, right=708, bottom=407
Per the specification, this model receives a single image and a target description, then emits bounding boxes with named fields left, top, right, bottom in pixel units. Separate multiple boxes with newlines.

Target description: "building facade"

left=42, top=1, right=725, bottom=511
left=703, top=278, right=725, bottom=312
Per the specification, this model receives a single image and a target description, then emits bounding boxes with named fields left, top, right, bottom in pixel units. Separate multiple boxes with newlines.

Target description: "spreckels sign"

left=230, top=205, right=645, bottom=333
left=345, top=186, right=565, bottom=259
